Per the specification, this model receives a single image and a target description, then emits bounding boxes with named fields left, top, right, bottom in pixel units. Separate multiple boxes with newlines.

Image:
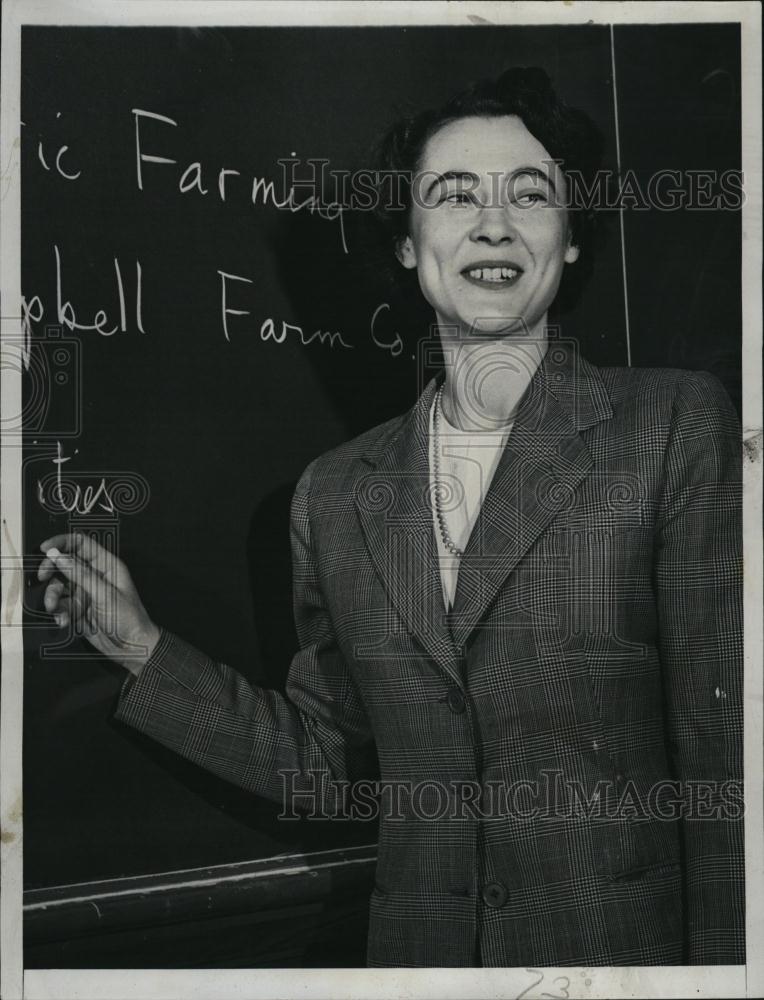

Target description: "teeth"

left=468, top=266, right=518, bottom=281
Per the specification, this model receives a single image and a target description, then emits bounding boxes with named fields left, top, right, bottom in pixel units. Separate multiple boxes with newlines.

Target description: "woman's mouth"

left=460, top=262, right=524, bottom=289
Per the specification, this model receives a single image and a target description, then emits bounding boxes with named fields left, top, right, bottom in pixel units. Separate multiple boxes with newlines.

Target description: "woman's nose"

left=470, top=205, right=517, bottom=245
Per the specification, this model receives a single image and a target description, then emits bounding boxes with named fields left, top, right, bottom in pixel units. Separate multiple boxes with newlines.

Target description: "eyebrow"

left=513, top=167, right=558, bottom=195
left=424, top=165, right=558, bottom=200
left=424, top=170, right=478, bottom=200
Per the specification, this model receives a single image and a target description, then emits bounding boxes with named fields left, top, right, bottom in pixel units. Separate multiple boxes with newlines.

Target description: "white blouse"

left=428, top=395, right=513, bottom=611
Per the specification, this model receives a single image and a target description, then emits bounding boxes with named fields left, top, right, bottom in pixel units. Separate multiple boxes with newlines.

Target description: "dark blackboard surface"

left=21, top=23, right=740, bottom=891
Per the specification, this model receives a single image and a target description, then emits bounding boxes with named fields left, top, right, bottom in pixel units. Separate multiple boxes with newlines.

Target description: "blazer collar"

left=355, top=340, right=613, bottom=682
left=354, top=374, right=458, bottom=682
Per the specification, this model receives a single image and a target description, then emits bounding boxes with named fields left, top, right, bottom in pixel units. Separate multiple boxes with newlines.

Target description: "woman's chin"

left=463, top=317, right=532, bottom=338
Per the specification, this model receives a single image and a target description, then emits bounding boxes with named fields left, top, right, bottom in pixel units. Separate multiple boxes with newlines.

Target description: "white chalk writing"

left=20, top=245, right=145, bottom=368
left=132, top=108, right=347, bottom=252
left=218, top=269, right=353, bottom=350
left=38, top=442, right=116, bottom=515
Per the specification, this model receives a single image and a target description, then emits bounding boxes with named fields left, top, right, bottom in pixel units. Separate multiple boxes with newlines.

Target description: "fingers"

left=38, top=535, right=80, bottom=582
left=43, top=583, right=76, bottom=630
left=43, top=572, right=83, bottom=620
left=51, top=595, right=74, bottom=629
left=43, top=576, right=71, bottom=627
left=41, top=547, right=102, bottom=605
left=39, top=533, right=108, bottom=573
left=37, top=534, right=145, bottom=649
left=44, top=574, right=102, bottom=635
left=39, top=533, right=79, bottom=555
left=43, top=576, right=66, bottom=613
left=39, top=532, right=130, bottom=588
left=38, top=552, right=60, bottom=581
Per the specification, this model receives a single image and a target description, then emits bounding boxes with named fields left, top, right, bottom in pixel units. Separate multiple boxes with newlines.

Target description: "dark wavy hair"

left=366, top=66, right=606, bottom=311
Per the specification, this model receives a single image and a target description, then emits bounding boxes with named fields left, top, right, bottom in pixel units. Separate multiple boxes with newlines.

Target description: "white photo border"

left=1, top=2, right=761, bottom=998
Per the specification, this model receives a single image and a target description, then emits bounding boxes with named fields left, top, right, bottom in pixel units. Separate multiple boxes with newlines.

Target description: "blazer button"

left=481, top=881, right=508, bottom=909
left=446, top=688, right=466, bottom=714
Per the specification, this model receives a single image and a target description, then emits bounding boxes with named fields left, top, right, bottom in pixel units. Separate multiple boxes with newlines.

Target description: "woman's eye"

left=515, top=191, right=546, bottom=206
left=443, top=191, right=474, bottom=205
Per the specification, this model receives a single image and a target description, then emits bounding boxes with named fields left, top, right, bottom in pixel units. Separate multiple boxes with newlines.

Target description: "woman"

left=38, top=68, right=744, bottom=967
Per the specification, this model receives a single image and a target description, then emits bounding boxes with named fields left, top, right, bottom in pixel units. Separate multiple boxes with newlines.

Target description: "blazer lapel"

left=449, top=342, right=613, bottom=652
left=354, top=379, right=463, bottom=688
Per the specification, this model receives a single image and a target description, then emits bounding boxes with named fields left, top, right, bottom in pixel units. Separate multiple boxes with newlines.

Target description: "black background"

left=21, top=23, right=741, bottom=891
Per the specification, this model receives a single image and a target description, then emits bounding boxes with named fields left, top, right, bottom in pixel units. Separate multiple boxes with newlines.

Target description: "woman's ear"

left=564, top=243, right=580, bottom=264
left=396, top=236, right=418, bottom=270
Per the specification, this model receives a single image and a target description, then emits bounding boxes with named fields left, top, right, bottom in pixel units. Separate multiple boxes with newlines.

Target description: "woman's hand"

left=37, top=533, right=160, bottom=676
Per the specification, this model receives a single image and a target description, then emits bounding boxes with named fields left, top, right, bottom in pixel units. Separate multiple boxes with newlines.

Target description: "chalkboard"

left=21, top=23, right=741, bottom=891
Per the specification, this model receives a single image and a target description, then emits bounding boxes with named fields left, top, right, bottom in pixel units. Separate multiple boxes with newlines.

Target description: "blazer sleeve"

left=114, top=459, right=377, bottom=810
left=653, top=371, right=745, bottom=964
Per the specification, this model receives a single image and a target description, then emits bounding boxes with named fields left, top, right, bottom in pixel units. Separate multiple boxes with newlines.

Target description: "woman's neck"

left=438, top=324, right=548, bottom=432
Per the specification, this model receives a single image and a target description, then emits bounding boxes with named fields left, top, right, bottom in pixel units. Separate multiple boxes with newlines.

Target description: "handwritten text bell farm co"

left=19, top=109, right=405, bottom=364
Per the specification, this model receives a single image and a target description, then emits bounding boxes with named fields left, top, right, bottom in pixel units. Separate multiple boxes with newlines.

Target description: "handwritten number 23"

left=516, top=969, right=571, bottom=1000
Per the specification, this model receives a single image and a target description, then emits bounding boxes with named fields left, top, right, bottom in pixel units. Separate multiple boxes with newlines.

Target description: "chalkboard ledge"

left=24, top=844, right=376, bottom=968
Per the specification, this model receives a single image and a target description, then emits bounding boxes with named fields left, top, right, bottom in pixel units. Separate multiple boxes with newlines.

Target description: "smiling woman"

left=371, top=67, right=603, bottom=316
left=37, top=66, right=744, bottom=969
left=398, top=117, right=577, bottom=354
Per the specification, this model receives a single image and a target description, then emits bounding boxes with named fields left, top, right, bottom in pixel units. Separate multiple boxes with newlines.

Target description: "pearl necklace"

left=432, top=385, right=464, bottom=558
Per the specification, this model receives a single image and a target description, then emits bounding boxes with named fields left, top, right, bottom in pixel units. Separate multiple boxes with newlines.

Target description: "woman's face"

left=398, top=115, right=578, bottom=338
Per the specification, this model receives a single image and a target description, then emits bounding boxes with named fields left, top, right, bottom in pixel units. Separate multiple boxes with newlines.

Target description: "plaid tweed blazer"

left=116, top=341, right=744, bottom=968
